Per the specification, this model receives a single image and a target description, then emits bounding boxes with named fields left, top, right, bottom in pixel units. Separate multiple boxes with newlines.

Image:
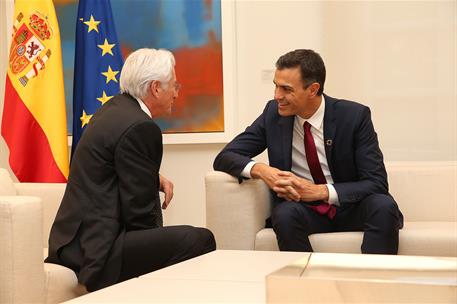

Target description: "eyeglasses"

left=158, top=81, right=181, bottom=92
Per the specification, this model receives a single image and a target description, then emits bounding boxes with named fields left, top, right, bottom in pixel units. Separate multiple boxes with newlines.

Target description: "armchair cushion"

left=44, top=262, right=87, bottom=303
left=254, top=222, right=457, bottom=257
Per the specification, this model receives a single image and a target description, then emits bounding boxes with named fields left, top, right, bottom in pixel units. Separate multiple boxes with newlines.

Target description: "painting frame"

left=162, top=0, right=237, bottom=144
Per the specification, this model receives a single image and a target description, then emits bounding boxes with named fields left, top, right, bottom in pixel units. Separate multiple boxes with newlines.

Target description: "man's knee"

left=364, top=194, right=398, bottom=214
left=363, top=194, right=402, bottom=228
left=271, top=203, right=311, bottom=232
left=182, top=226, right=216, bottom=255
left=272, top=203, right=299, bottom=226
left=166, top=225, right=214, bottom=251
left=198, top=227, right=216, bottom=253
left=271, top=202, right=315, bottom=252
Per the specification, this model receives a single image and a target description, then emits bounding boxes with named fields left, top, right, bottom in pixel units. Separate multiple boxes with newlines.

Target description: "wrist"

left=251, top=163, right=267, bottom=179
left=317, top=184, right=329, bottom=201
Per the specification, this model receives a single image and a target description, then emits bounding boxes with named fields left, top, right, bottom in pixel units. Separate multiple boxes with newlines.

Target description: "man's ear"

left=150, top=80, right=162, bottom=98
left=308, top=82, right=320, bottom=97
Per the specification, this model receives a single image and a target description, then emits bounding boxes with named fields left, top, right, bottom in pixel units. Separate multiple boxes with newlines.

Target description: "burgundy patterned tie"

left=303, top=121, right=336, bottom=219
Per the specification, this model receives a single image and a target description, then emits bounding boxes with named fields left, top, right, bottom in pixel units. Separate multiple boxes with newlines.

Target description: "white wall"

left=321, top=1, right=457, bottom=161
left=1, top=1, right=456, bottom=227
left=161, top=143, right=224, bottom=225
left=233, top=0, right=324, bottom=129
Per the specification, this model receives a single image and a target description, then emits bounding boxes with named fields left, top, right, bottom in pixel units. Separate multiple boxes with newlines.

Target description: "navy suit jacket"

left=214, top=94, right=392, bottom=208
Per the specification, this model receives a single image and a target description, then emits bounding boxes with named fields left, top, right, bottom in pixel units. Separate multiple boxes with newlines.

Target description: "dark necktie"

left=303, top=121, right=336, bottom=219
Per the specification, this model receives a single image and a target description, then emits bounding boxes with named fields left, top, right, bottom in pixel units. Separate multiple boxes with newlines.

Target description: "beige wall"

left=321, top=1, right=456, bottom=161
left=1, top=1, right=456, bottom=227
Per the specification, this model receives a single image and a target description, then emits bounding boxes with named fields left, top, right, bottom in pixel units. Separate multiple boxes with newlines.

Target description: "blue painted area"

left=211, top=1, right=222, bottom=40
left=110, top=0, right=221, bottom=50
left=60, top=41, right=75, bottom=131
left=55, top=3, right=77, bottom=132
left=158, top=0, right=187, bottom=49
left=55, top=3, right=77, bottom=40
left=184, top=0, right=205, bottom=46
left=111, top=0, right=162, bottom=49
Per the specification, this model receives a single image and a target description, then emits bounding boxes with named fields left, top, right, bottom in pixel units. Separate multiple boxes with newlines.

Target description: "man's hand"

left=251, top=163, right=301, bottom=200
left=159, top=174, right=174, bottom=209
left=274, top=171, right=329, bottom=202
left=251, top=163, right=284, bottom=189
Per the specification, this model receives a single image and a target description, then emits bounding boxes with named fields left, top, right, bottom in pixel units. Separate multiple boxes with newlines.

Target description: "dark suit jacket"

left=214, top=94, right=393, bottom=209
left=46, top=93, right=163, bottom=291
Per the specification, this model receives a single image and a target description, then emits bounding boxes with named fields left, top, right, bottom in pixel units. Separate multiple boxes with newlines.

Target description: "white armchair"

left=0, top=169, right=87, bottom=303
left=206, top=161, right=457, bottom=257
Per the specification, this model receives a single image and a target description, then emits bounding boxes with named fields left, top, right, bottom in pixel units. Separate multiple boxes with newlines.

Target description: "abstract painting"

left=55, top=0, right=224, bottom=135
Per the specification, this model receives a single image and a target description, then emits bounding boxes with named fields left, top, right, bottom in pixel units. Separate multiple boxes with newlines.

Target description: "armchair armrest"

left=0, top=196, right=45, bottom=303
left=205, top=171, right=271, bottom=250
left=14, top=183, right=66, bottom=248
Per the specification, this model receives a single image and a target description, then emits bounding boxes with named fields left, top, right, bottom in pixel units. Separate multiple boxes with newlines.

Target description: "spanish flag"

left=1, top=0, right=69, bottom=182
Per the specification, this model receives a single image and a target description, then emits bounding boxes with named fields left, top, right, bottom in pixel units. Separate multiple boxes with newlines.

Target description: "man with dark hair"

left=214, top=49, right=403, bottom=254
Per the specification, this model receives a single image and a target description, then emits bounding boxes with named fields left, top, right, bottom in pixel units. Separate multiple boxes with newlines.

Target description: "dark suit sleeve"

left=114, top=120, right=163, bottom=230
left=333, top=107, right=388, bottom=203
left=213, top=102, right=271, bottom=178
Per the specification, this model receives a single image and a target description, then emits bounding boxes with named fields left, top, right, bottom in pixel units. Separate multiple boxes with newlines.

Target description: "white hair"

left=120, top=48, right=175, bottom=99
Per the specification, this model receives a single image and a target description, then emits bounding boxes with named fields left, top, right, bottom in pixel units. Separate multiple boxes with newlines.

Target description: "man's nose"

left=274, top=88, right=283, bottom=100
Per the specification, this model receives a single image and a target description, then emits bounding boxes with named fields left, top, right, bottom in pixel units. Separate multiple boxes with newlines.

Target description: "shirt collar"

left=135, top=97, right=152, bottom=118
left=295, top=95, right=325, bottom=130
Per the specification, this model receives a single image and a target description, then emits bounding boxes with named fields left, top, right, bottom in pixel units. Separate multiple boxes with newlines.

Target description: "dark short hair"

left=276, top=49, right=326, bottom=95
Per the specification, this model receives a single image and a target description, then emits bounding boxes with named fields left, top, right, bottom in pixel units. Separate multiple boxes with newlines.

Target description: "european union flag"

left=72, top=0, right=123, bottom=155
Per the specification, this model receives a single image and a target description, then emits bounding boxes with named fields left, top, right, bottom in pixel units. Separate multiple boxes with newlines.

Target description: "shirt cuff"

left=326, top=184, right=340, bottom=206
left=241, top=161, right=256, bottom=178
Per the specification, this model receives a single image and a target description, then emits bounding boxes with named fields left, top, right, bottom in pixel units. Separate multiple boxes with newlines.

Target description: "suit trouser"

left=271, top=193, right=403, bottom=254
left=118, top=225, right=216, bottom=281
left=59, top=225, right=216, bottom=286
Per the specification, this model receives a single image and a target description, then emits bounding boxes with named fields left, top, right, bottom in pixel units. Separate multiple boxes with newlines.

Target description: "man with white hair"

left=46, top=48, right=216, bottom=292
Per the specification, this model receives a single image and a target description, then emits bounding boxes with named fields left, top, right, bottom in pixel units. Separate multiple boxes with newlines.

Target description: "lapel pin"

left=326, top=139, right=333, bottom=146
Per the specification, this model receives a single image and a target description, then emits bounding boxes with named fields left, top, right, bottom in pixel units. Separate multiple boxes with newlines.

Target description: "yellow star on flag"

left=101, top=66, right=119, bottom=84
left=83, top=15, right=101, bottom=33
left=80, top=110, right=93, bottom=127
left=97, top=39, right=115, bottom=56
left=97, top=91, right=113, bottom=105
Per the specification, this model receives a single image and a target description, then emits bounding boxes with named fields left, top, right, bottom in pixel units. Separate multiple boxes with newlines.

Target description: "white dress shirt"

left=241, top=96, right=340, bottom=205
left=135, top=97, right=152, bottom=118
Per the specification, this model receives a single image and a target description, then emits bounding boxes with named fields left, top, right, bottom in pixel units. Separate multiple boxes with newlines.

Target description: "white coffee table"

left=267, top=253, right=457, bottom=303
left=65, top=250, right=306, bottom=303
